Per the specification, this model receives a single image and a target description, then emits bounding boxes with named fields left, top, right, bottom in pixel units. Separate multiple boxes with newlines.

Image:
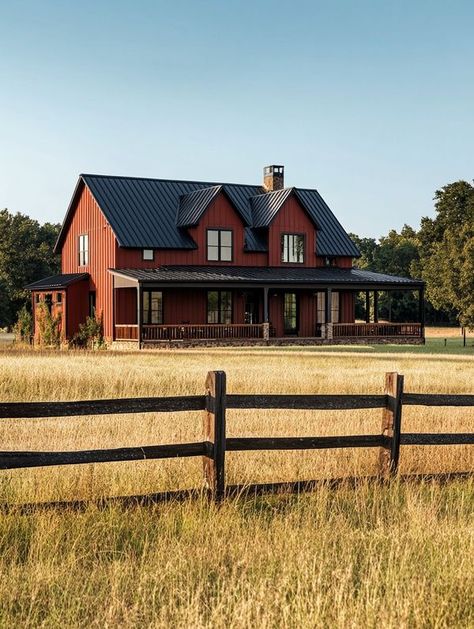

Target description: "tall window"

left=207, top=229, right=232, bottom=262
left=284, top=293, right=297, bottom=333
left=207, top=291, right=232, bottom=324
left=143, top=291, right=163, bottom=324
left=78, top=234, right=89, bottom=266
left=281, top=234, right=304, bottom=263
left=315, top=291, right=339, bottom=323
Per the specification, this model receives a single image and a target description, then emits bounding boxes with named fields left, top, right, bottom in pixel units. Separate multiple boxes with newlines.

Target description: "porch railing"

left=115, top=324, right=139, bottom=340
left=333, top=323, right=422, bottom=338
left=142, top=323, right=264, bottom=342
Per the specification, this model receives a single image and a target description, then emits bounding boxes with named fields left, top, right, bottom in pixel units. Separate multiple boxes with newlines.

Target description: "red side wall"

left=61, top=184, right=117, bottom=339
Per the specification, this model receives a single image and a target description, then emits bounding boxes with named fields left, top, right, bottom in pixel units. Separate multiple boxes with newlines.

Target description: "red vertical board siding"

left=115, top=193, right=268, bottom=268
left=66, top=280, right=90, bottom=337
left=268, top=196, right=317, bottom=267
left=115, top=288, right=137, bottom=324
left=32, top=290, right=66, bottom=343
left=61, top=184, right=117, bottom=340
left=339, top=291, right=355, bottom=323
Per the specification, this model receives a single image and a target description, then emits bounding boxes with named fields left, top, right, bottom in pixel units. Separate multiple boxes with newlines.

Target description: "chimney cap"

left=264, top=165, right=284, bottom=175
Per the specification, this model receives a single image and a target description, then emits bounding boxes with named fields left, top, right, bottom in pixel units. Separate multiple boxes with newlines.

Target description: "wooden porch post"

left=136, top=284, right=142, bottom=348
left=419, top=286, right=425, bottom=336
left=365, top=290, right=370, bottom=323
left=373, top=291, right=379, bottom=323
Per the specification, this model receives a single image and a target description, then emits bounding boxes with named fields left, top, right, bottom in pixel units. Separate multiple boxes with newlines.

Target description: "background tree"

left=418, top=181, right=474, bottom=328
left=0, top=209, right=60, bottom=328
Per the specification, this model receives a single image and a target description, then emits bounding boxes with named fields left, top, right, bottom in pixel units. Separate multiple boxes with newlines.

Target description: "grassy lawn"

left=0, top=347, right=472, bottom=626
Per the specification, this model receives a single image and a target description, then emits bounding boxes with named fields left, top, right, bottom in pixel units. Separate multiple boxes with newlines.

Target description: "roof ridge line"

left=80, top=173, right=263, bottom=189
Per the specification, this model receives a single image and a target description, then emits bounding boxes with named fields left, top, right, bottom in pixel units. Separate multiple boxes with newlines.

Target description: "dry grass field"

left=0, top=347, right=472, bottom=627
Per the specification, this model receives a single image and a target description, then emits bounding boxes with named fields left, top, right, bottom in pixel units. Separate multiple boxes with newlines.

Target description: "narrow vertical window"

left=207, top=229, right=233, bottom=262
left=78, top=234, right=89, bottom=266
left=281, top=234, right=304, bottom=263
left=283, top=293, right=298, bottom=333
left=331, top=291, right=340, bottom=324
left=316, top=292, right=325, bottom=324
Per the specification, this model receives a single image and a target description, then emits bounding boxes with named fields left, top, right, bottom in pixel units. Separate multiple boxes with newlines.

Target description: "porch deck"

left=114, top=322, right=423, bottom=345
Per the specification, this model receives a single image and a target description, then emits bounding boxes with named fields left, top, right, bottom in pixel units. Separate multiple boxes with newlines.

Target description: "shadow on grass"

left=3, top=471, right=473, bottom=514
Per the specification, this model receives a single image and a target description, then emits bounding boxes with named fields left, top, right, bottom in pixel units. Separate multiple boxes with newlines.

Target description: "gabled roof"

left=110, top=266, right=424, bottom=288
left=25, top=273, right=89, bottom=290
left=54, top=174, right=360, bottom=258
left=244, top=227, right=268, bottom=252
left=251, top=188, right=295, bottom=228
left=177, top=185, right=224, bottom=227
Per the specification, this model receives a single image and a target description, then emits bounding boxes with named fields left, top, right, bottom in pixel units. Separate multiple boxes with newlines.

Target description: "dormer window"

left=78, top=234, right=89, bottom=266
left=143, top=249, right=154, bottom=261
left=281, top=233, right=304, bottom=264
left=207, top=229, right=232, bottom=262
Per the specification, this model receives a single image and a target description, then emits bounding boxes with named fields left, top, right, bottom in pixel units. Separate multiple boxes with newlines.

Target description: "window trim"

left=281, top=233, right=305, bottom=264
left=206, top=228, right=233, bottom=263
left=142, top=249, right=154, bottom=261
left=78, top=234, right=89, bottom=266
left=207, top=290, right=233, bottom=324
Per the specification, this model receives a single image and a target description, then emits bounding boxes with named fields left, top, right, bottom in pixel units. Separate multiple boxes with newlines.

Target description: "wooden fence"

left=0, top=371, right=473, bottom=503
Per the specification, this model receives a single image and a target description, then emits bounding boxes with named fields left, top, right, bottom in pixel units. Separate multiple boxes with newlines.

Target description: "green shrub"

left=13, top=305, right=33, bottom=344
left=36, top=301, right=62, bottom=348
left=69, top=312, right=105, bottom=349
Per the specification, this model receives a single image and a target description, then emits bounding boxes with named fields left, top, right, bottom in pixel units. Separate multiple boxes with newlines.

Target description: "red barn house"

left=27, top=166, right=425, bottom=347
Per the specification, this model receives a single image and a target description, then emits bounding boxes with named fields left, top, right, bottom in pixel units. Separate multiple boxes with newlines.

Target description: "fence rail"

left=333, top=322, right=422, bottom=338
left=142, top=323, right=264, bottom=342
left=0, top=371, right=472, bottom=502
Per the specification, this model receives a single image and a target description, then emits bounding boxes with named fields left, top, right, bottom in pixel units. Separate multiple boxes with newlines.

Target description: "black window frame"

left=142, top=290, right=163, bottom=325
left=281, top=233, right=305, bottom=264
left=283, top=292, right=298, bottom=334
left=56, top=292, right=62, bottom=304
left=206, top=229, right=233, bottom=262
left=207, top=290, right=233, bottom=324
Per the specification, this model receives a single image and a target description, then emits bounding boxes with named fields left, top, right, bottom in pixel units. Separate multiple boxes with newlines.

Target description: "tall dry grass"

left=0, top=348, right=472, bottom=627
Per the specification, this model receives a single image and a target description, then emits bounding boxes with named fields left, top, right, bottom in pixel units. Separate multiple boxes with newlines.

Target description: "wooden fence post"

left=203, top=371, right=227, bottom=501
left=379, top=372, right=404, bottom=477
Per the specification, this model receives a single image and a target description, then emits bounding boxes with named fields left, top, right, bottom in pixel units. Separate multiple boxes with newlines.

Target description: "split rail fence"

left=0, top=371, right=473, bottom=502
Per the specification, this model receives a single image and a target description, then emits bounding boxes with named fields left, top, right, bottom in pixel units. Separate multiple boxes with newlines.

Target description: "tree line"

left=0, top=179, right=473, bottom=329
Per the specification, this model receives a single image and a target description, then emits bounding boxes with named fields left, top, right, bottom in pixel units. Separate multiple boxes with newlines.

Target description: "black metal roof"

left=110, top=266, right=423, bottom=289
left=177, top=185, right=223, bottom=227
left=25, top=273, right=89, bottom=290
left=251, top=188, right=294, bottom=228
left=55, top=174, right=360, bottom=257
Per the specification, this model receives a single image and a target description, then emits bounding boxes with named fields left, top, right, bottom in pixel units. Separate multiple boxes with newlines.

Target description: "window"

left=89, top=292, right=96, bottom=318
left=284, top=293, right=298, bottom=333
left=281, top=234, right=304, bottom=263
left=44, top=294, right=53, bottom=314
left=207, top=229, right=232, bottom=262
left=78, top=234, right=89, bottom=266
left=143, top=291, right=163, bottom=324
left=56, top=292, right=62, bottom=304
left=35, top=294, right=40, bottom=304
left=207, top=291, right=232, bottom=324
left=143, top=249, right=154, bottom=261
left=315, top=291, right=339, bottom=323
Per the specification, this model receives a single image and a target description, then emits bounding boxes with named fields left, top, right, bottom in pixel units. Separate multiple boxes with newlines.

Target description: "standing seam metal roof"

left=54, top=174, right=360, bottom=257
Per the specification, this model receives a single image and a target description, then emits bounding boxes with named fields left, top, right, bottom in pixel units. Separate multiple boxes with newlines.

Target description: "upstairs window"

left=207, top=229, right=232, bottom=262
left=143, top=249, right=154, bottom=261
left=78, top=234, right=89, bottom=266
left=281, top=234, right=304, bottom=264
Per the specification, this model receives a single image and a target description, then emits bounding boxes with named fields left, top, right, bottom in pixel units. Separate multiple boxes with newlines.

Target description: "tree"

left=0, top=209, right=60, bottom=328
left=418, top=181, right=474, bottom=328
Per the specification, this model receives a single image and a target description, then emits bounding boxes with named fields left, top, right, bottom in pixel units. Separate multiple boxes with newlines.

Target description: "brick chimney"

left=263, top=165, right=284, bottom=191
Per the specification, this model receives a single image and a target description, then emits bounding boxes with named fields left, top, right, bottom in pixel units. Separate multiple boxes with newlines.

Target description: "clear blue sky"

left=1, top=0, right=473, bottom=238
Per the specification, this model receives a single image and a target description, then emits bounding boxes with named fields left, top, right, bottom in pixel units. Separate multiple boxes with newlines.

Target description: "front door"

left=244, top=292, right=259, bottom=324
left=283, top=292, right=298, bottom=335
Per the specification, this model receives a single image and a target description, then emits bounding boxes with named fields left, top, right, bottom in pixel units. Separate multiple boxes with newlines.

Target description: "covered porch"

left=109, top=266, right=425, bottom=347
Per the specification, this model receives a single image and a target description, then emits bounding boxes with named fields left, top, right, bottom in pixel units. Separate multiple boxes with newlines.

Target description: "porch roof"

left=25, top=273, right=90, bottom=291
left=109, top=266, right=424, bottom=290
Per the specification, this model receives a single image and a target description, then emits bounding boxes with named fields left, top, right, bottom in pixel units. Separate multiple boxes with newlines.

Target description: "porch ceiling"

left=108, top=266, right=424, bottom=290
